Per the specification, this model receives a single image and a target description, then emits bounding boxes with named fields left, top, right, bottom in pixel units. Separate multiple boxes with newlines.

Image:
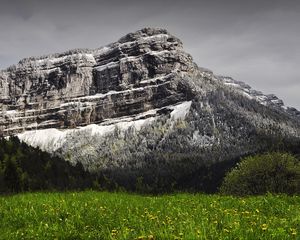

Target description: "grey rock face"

left=0, top=28, right=195, bottom=136
left=1, top=27, right=300, bottom=174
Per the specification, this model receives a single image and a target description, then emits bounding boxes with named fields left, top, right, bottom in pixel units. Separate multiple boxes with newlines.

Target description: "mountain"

left=1, top=27, right=300, bottom=190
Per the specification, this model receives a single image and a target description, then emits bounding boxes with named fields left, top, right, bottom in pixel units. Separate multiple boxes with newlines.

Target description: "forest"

left=0, top=135, right=299, bottom=195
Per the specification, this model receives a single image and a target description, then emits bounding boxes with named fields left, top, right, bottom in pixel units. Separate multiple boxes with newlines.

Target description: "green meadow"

left=0, top=191, right=299, bottom=239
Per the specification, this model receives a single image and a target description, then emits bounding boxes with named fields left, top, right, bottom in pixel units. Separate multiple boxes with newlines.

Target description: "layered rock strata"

left=0, top=28, right=195, bottom=136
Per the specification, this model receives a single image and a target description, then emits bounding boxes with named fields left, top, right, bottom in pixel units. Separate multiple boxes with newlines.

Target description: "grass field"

left=0, top=191, right=299, bottom=239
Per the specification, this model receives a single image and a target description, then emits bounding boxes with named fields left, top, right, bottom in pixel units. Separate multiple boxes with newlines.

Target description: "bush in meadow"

left=220, top=152, right=300, bottom=195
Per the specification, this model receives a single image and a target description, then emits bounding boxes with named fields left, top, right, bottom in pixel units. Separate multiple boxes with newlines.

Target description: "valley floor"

left=0, top=191, right=299, bottom=239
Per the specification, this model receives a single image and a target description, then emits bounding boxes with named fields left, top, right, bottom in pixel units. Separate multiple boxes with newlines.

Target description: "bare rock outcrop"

left=0, top=28, right=196, bottom=135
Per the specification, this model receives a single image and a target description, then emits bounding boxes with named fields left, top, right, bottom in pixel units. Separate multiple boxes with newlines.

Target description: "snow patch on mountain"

left=17, top=101, right=192, bottom=153
left=169, top=101, right=192, bottom=120
left=18, top=128, right=67, bottom=152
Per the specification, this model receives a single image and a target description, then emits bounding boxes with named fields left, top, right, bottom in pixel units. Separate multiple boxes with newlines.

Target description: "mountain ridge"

left=1, top=27, right=298, bottom=119
left=0, top=27, right=196, bottom=136
left=1, top=28, right=300, bottom=181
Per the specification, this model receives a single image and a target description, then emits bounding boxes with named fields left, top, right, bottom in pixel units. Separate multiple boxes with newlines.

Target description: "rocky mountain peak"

left=0, top=28, right=300, bottom=175
left=118, top=27, right=177, bottom=43
left=0, top=28, right=195, bottom=136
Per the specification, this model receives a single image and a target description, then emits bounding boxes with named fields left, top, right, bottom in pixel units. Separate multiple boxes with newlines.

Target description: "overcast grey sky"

left=0, top=0, right=299, bottom=108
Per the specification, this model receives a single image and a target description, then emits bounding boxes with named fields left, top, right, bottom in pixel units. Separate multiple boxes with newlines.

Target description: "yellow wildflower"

left=261, top=224, right=268, bottom=231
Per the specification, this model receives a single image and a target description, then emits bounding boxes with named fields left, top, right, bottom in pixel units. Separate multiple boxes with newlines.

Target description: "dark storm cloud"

left=0, top=0, right=299, bottom=108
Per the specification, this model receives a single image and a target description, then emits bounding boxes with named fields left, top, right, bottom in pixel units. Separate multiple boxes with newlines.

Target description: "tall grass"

left=0, top=191, right=299, bottom=239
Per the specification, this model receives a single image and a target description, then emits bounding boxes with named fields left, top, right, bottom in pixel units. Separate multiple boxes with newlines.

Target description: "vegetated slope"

left=0, top=191, right=299, bottom=239
left=0, top=137, right=95, bottom=193
left=0, top=28, right=300, bottom=190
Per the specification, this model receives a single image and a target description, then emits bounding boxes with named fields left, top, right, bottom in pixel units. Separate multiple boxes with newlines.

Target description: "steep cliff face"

left=0, top=28, right=195, bottom=135
left=1, top=28, right=300, bottom=179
